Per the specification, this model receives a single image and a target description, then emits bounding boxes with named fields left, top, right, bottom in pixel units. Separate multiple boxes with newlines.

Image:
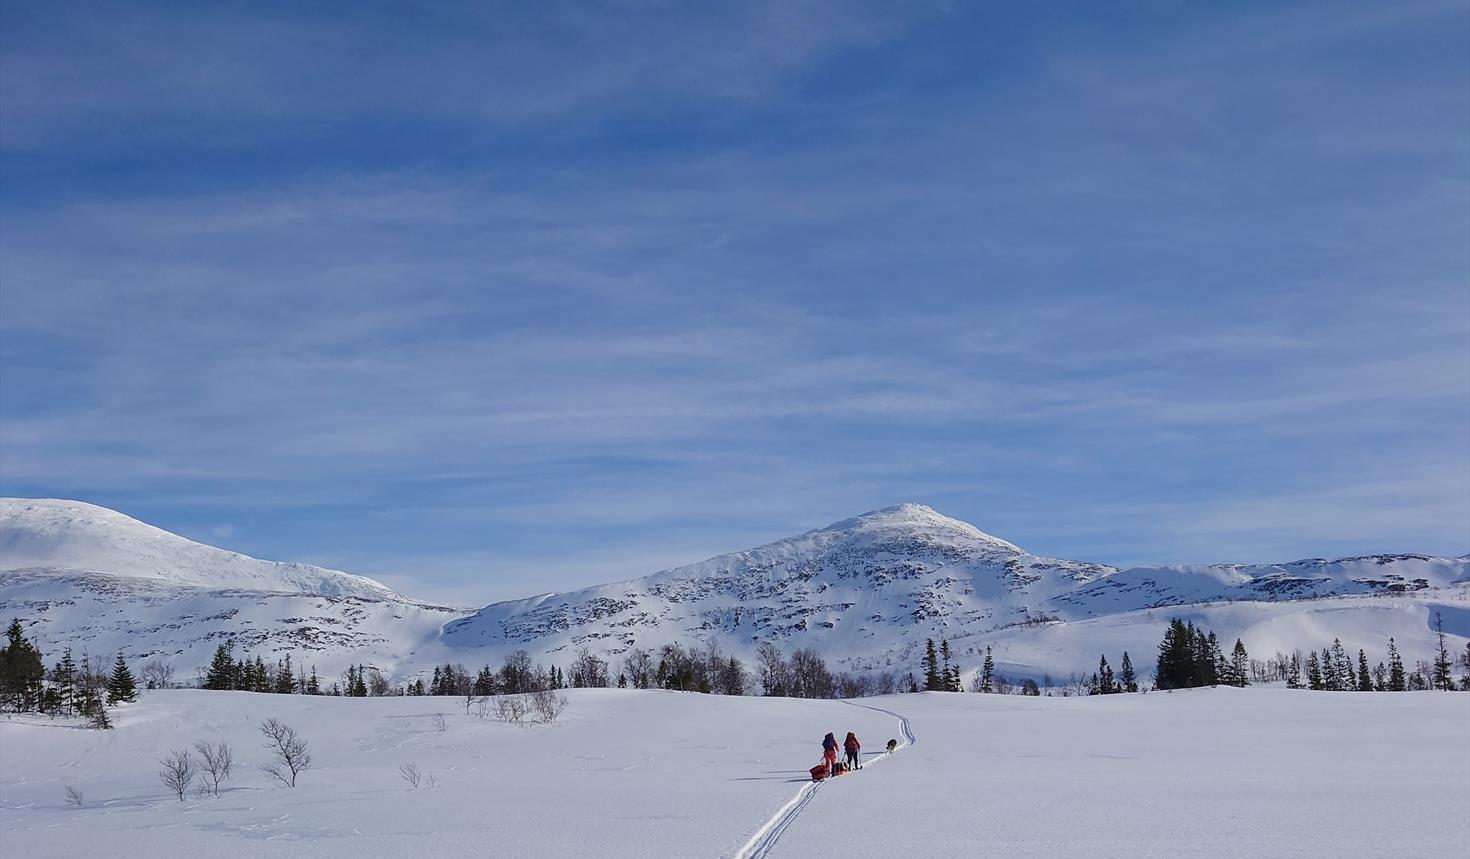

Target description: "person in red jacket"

left=843, top=731, right=862, bottom=770
left=821, top=732, right=839, bottom=774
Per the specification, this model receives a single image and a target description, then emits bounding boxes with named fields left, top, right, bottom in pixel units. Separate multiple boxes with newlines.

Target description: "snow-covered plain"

left=2, top=688, right=1466, bottom=858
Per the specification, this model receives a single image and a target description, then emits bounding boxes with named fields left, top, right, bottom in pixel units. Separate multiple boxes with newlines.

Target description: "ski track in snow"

left=733, top=700, right=915, bottom=859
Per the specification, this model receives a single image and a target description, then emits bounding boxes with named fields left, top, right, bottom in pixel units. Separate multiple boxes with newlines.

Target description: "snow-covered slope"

left=442, top=503, right=1468, bottom=678
left=0, top=499, right=402, bottom=599
left=0, top=499, right=467, bottom=680
left=1, top=499, right=1465, bottom=684
left=1, top=688, right=1465, bottom=858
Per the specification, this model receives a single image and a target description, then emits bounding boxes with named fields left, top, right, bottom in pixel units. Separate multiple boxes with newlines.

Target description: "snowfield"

left=2, top=688, right=1466, bottom=858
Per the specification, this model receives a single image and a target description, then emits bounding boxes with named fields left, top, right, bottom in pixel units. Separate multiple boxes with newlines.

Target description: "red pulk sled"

left=810, top=763, right=830, bottom=782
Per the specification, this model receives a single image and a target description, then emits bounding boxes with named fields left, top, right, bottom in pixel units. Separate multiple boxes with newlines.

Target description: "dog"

left=886, top=738, right=898, bottom=754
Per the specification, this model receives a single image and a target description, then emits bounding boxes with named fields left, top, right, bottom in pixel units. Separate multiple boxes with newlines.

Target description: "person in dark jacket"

left=821, top=732, right=839, bottom=774
left=843, top=731, right=862, bottom=770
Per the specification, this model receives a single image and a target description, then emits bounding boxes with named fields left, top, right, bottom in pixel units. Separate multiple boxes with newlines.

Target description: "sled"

left=810, top=763, right=830, bottom=781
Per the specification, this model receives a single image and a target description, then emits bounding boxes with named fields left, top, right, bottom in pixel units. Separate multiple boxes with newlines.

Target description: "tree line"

left=0, top=619, right=135, bottom=728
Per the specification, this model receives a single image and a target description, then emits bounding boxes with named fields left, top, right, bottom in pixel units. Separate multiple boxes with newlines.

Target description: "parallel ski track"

left=732, top=700, right=915, bottom=859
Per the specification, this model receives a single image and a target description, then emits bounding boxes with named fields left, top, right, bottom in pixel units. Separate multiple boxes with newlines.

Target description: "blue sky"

left=2, top=1, right=1467, bottom=605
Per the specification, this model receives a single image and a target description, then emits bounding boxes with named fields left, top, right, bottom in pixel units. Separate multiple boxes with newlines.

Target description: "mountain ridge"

left=1, top=497, right=1465, bottom=684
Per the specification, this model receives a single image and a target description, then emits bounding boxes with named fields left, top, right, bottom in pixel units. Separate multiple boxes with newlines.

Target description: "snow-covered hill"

left=0, top=499, right=467, bottom=680
left=443, top=503, right=1469, bottom=679
left=0, top=499, right=403, bottom=599
left=0, top=499, right=1465, bottom=683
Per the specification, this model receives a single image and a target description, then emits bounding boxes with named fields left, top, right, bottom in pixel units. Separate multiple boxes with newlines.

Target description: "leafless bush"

left=64, top=785, right=83, bottom=807
left=193, top=740, right=234, bottom=796
left=495, top=693, right=528, bottom=725
left=158, top=749, right=197, bottom=800
left=424, top=772, right=437, bottom=789
left=399, top=761, right=424, bottom=789
left=140, top=659, right=175, bottom=690
left=531, top=689, right=567, bottom=724
left=259, top=718, right=311, bottom=787
left=472, top=695, right=494, bottom=719
left=431, top=713, right=447, bottom=732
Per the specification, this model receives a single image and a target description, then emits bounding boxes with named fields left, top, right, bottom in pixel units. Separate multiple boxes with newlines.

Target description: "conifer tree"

left=1206, top=632, right=1224, bottom=686
left=1387, top=637, right=1406, bottom=691
left=922, top=639, right=941, bottom=691
left=1096, top=654, right=1117, bottom=694
left=1306, top=651, right=1323, bottom=690
left=939, top=640, right=955, bottom=691
left=618, top=673, right=627, bottom=688
left=980, top=647, right=995, bottom=693
left=1228, top=639, right=1248, bottom=687
left=1431, top=612, right=1454, bottom=691
left=107, top=653, right=137, bottom=704
left=1119, top=651, right=1138, bottom=693
left=307, top=666, right=321, bottom=695
left=1323, top=644, right=1346, bottom=691
left=1356, top=650, right=1373, bottom=692
left=205, top=641, right=238, bottom=690
left=1372, top=662, right=1387, bottom=691
left=274, top=655, right=296, bottom=694
left=0, top=618, right=45, bottom=712
left=1285, top=652, right=1302, bottom=689
left=53, top=648, right=77, bottom=716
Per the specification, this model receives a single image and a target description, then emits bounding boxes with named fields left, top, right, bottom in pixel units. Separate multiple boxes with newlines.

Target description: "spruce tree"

left=1431, top=613, right=1454, bottom=691
left=939, top=640, right=954, bottom=692
left=204, top=641, right=236, bottom=690
left=0, top=618, right=45, bottom=712
left=1119, top=651, right=1137, bottom=693
left=53, top=648, right=77, bottom=716
left=1227, top=639, right=1249, bottom=688
left=1387, top=637, right=1406, bottom=691
left=307, top=666, right=321, bottom=695
left=1306, top=651, right=1323, bottom=690
left=274, top=655, right=296, bottom=694
left=980, top=647, right=995, bottom=693
left=107, top=653, right=137, bottom=704
left=1285, top=652, right=1302, bottom=689
left=1097, top=655, right=1117, bottom=694
left=1206, top=632, right=1223, bottom=687
left=1356, top=650, right=1373, bottom=692
left=923, top=639, right=941, bottom=691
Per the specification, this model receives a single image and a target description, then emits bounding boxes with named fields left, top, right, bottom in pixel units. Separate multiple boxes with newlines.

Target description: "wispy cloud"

left=1, top=2, right=1465, bottom=599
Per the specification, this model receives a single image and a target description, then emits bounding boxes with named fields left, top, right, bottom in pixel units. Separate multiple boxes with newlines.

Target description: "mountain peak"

left=816, top=502, right=1025, bottom=553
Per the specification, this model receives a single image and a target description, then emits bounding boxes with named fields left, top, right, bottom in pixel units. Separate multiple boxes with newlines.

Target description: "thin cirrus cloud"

left=1, top=1, right=1466, bottom=604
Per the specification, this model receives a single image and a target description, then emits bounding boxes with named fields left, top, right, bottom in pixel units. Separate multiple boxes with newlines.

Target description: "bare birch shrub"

left=399, top=761, right=423, bottom=789
left=259, top=718, right=311, bottom=787
left=158, top=749, right=196, bottom=800
left=531, top=688, right=568, bottom=724
left=193, top=740, right=234, bottom=796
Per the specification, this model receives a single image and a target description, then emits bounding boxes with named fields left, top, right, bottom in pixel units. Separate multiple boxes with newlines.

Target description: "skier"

left=821, top=732, right=839, bottom=775
left=843, top=731, right=862, bottom=770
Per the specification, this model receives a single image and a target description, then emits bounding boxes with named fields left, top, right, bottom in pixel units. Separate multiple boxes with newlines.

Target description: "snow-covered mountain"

left=1, top=498, right=1465, bottom=684
left=442, top=503, right=1469, bottom=677
left=0, top=499, right=466, bottom=680
left=0, top=499, right=403, bottom=599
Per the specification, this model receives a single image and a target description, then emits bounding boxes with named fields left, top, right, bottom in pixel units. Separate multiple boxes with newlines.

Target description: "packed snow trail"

left=732, top=700, right=915, bottom=859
